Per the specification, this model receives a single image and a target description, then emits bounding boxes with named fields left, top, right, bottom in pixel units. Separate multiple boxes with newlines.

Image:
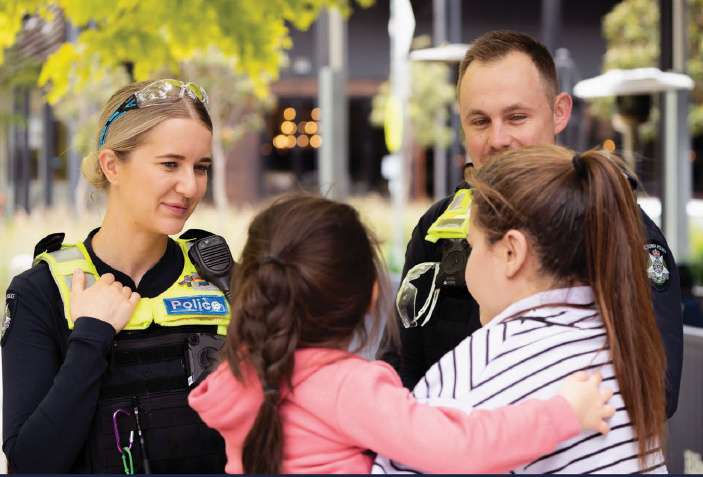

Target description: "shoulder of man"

left=417, top=196, right=455, bottom=231
left=414, top=183, right=472, bottom=237
left=402, top=184, right=471, bottom=278
left=403, top=195, right=456, bottom=273
left=638, top=206, right=677, bottom=292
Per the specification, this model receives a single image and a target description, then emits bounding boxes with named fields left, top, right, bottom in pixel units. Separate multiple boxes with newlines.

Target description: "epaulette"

left=453, top=180, right=471, bottom=193
left=625, top=171, right=639, bottom=191
left=179, top=229, right=214, bottom=241
left=33, top=232, right=65, bottom=258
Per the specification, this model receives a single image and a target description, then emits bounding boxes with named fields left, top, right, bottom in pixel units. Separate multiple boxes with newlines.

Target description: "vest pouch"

left=88, top=391, right=226, bottom=473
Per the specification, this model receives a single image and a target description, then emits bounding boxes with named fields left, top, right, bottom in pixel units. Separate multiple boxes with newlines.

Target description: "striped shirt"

left=373, top=286, right=667, bottom=474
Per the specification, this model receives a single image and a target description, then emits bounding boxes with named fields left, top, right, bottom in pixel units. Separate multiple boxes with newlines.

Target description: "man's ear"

left=501, top=229, right=529, bottom=279
left=98, top=149, right=122, bottom=185
left=552, top=92, right=573, bottom=136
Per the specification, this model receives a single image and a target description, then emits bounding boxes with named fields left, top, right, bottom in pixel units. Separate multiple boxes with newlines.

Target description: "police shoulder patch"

left=2, top=290, right=18, bottom=346
left=644, top=241, right=671, bottom=291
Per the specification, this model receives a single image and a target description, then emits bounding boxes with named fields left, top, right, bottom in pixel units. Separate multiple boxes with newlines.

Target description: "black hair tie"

left=263, top=383, right=281, bottom=402
left=259, top=255, right=287, bottom=268
left=572, top=153, right=588, bottom=178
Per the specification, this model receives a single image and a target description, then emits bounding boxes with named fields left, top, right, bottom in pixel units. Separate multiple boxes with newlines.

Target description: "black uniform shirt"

left=2, top=229, right=183, bottom=472
left=391, top=193, right=683, bottom=418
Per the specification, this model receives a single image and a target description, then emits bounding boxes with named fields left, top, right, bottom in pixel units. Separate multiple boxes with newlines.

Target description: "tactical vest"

left=35, top=236, right=231, bottom=473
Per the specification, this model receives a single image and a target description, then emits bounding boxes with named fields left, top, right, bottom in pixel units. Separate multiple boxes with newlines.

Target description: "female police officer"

left=2, top=79, right=230, bottom=473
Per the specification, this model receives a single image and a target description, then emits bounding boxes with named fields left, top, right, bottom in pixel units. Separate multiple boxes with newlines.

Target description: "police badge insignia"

left=644, top=242, right=671, bottom=291
left=2, top=291, right=17, bottom=346
left=178, top=272, right=219, bottom=291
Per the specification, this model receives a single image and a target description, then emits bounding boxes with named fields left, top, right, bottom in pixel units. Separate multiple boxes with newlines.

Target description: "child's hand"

left=558, top=371, right=614, bottom=435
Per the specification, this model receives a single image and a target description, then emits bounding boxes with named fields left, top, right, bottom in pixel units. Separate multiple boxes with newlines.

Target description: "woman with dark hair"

left=375, top=145, right=667, bottom=474
left=190, top=194, right=614, bottom=474
left=3, top=80, right=229, bottom=473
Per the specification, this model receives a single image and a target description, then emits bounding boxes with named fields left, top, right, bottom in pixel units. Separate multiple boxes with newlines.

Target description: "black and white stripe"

left=373, top=287, right=666, bottom=474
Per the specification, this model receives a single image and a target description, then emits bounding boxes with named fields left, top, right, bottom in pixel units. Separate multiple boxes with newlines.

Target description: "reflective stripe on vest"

left=34, top=239, right=230, bottom=335
left=424, top=188, right=473, bottom=243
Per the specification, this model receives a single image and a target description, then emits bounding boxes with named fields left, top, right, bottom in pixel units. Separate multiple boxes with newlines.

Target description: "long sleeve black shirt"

left=2, top=230, right=183, bottom=472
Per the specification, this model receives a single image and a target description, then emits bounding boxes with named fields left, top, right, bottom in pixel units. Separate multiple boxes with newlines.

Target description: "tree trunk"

left=412, top=142, right=428, bottom=200
left=211, top=119, right=228, bottom=210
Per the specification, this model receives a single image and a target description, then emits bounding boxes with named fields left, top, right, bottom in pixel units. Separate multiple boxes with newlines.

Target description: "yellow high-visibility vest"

left=35, top=238, right=230, bottom=335
left=425, top=188, right=473, bottom=243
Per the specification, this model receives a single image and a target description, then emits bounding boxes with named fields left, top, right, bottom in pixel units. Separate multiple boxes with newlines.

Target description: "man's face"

left=458, top=51, right=571, bottom=168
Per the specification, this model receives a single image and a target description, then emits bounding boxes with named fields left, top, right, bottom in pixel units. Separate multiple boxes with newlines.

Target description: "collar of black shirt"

left=83, top=228, right=184, bottom=298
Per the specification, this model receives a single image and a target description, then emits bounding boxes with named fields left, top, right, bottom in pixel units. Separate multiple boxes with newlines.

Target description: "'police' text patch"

left=164, top=295, right=228, bottom=315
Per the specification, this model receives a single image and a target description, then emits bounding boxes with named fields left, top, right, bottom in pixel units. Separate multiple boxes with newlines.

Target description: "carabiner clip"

left=112, top=408, right=134, bottom=454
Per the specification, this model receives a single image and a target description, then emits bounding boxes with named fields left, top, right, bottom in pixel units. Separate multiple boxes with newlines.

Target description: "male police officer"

left=390, top=30, right=683, bottom=418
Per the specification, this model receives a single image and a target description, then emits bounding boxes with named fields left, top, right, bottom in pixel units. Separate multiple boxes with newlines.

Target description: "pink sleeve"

left=333, top=361, right=580, bottom=474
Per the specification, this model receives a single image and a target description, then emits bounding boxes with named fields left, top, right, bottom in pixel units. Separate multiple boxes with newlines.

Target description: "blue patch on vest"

left=163, top=295, right=228, bottom=315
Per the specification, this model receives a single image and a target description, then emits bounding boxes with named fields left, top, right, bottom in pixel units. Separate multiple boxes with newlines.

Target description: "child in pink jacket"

left=189, top=195, right=613, bottom=474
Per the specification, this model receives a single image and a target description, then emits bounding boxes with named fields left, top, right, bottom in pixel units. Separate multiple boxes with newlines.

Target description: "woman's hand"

left=558, top=371, right=615, bottom=435
left=70, top=270, right=140, bottom=333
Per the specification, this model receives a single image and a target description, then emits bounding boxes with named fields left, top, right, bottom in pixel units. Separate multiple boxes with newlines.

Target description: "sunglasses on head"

left=98, top=79, right=209, bottom=148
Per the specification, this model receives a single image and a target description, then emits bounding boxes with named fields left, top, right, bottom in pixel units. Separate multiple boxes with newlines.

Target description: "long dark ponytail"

left=577, top=149, right=667, bottom=462
left=469, top=145, right=666, bottom=466
left=223, top=194, right=392, bottom=474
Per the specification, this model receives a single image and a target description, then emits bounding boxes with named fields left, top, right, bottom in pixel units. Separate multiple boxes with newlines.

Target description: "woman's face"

left=465, top=219, right=511, bottom=325
left=112, top=117, right=212, bottom=236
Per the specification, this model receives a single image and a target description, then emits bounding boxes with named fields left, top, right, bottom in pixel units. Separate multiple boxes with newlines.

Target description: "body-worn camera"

left=185, top=333, right=225, bottom=388
left=437, top=238, right=469, bottom=288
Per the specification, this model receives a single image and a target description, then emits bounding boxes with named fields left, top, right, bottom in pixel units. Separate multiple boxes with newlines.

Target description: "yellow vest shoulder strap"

left=35, top=242, right=98, bottom=325
left=425, top=188, right=473, bottom=243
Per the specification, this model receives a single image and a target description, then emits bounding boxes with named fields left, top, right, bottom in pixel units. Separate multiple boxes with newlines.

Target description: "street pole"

left=66, top=21, right=81, bottom=210
left=447, top=0, right=462, bottom=189
left=541, top=0, right=562, bottom=54
left=317, top=7, right=349, bottom=200
left=13, top=88, right=30, bottom=214
left=387, top=0, right=415, bottom=271
left=660, top=0, right=690, bottom=261
left=432, top=0, right=448, bottom=200
left=41, top=103, right=55, bottom=208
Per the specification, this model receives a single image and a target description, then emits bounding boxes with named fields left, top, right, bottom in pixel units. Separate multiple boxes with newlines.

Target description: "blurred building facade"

left=1, top=9, right=67, bottom=214
left=5, top=0, right=676, bottom=212
left=260, top=0, right=622, bottom=200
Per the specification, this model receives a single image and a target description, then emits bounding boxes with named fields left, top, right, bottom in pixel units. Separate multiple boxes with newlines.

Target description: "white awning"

left=573, top=67, right=694, bottom=98
left=409, top=43, right=471, bottom=63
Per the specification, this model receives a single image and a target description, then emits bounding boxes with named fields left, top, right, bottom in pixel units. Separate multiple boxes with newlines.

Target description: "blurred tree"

left=0, top=0, right=373, bottom=209
left=182, top=50, right=274, bottom=208
left=0, top=49, right=41, bottom=128
left=50, top=66, right=129, bottom=162
left=597, top=0, right=703, bottom=134
left=0, top=0, right=373, bottom=103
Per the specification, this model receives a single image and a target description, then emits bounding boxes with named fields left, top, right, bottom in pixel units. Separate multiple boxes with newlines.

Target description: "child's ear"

left=502, top=229, right=529, bottom=279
